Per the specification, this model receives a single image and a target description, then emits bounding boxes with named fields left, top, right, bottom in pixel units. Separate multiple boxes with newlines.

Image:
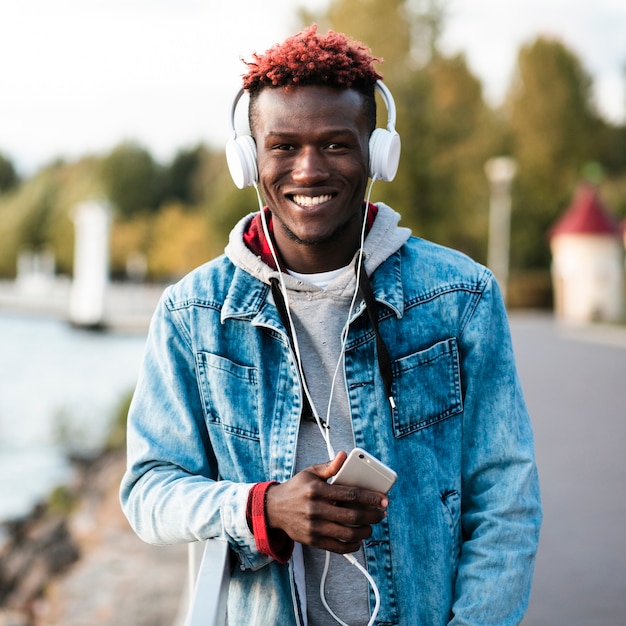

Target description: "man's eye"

left=273, top=144, right=294, bottom=151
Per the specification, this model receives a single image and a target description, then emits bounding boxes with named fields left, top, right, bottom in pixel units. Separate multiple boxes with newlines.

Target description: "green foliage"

left=302, top=0, right=447, bottom=75
left=601, top=174, right=626, bottom=222
left=309, top=0, right=413, bottom=80
left=47, top=484, right=79, bottom=515
left=0, top=141, right=249, bottom=280
left=109, top=213, right=150, bottom=278
left=308, top=0, right=626, bottom=283
left=146, top=202, right=214, bottom=280
left=0, top=152, right=20, bottom=192
left=506, top=36, right=608, bottom=269
left=398, top=52, right=500, bottom=260
left=100, top=141, right=160, bottom=218
left=159, top=144, right=206, bottom=206
left=594, top=123, right=626, bottom=176
left=508, top=37, right=598, bottom=185
left=307, top=1, right=499, bottom=261
left=0, top=156, right=108, bottom=277
left=105, top=389, right=134, bottom=451
left=1, top=0, right=625, bottom=297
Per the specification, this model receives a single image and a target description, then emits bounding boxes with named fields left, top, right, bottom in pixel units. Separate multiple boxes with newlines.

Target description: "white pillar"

left=69, top=200, right=111, bottom=327
left=485, top=157, right=517, bottom=304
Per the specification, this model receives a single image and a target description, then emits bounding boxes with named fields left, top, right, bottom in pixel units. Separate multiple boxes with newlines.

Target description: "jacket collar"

left=365, top=249, right=404, bottom=319
left=221, top=250, right=405, bottom=326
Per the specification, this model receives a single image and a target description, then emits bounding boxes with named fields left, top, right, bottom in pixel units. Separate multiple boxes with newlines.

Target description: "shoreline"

left=0, top=449, right=188, bottom=626
left=0, top=280, right=167, bottom=334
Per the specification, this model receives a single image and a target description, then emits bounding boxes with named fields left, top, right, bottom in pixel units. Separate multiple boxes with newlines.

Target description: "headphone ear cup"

left=226, top=134, right=258, bottom=189
left=369, top=128, right=401, bottom=182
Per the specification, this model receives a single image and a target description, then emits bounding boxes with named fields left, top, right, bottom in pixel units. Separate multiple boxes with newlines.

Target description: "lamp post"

left=485, top=157, right=517, bottom=304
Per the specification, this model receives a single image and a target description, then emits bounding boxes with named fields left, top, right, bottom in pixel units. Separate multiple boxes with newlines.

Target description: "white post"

left=69, top=200, right=111, bottom=328
left=485, top=157, right=517, bottom=304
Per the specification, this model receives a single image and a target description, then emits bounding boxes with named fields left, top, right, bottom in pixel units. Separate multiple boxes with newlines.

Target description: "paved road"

left=509, top=313, right=626, bottom=626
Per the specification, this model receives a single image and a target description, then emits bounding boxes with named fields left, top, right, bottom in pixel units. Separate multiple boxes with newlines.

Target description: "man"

left=121, top=25, right=541, bottom=625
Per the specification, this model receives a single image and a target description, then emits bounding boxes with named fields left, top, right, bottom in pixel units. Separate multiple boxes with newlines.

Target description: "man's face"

left=253, top=85, right=371, bottom=272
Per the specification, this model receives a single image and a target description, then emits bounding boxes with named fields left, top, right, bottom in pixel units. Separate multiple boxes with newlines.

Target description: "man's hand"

left=264, top=451, right=389, bottom=554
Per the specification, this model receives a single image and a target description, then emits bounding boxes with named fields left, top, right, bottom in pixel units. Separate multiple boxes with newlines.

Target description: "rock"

left=0, top=449, right=187, bottom=626
left=0, top=512, right=79, bottom=613
left=0, top=609, right=31, bottom=626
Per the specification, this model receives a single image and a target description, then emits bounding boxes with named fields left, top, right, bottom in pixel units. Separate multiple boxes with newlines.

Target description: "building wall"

left=551, top=234, right=624, bottom=323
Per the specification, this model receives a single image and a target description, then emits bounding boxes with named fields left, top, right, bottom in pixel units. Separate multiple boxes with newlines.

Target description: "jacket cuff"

left=246, top=481, right=294, bottom=564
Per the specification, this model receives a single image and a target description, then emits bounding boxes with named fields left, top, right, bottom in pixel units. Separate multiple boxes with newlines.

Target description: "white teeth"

left=292, top=194, right=332, bottom=207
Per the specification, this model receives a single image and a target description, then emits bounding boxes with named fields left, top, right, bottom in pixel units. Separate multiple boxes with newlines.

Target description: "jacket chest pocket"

left=195, top=351, right=260, bottom=441
left=391, top=337, right=462, bottom=438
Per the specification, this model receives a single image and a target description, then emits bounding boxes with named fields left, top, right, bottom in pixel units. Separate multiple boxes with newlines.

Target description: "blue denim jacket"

left=121, top=234, right=541, bottom=626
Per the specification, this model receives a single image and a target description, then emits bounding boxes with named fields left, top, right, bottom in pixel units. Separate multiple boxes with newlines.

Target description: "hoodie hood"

left=225, top=202, right=411, bottom=290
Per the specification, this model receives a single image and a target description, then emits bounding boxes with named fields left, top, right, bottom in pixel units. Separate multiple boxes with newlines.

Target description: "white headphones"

left=225, top=80, right=401, bottom=189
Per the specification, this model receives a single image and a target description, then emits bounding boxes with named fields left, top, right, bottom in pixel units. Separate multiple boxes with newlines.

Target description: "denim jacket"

left=121, top=226, right=542, bottom=625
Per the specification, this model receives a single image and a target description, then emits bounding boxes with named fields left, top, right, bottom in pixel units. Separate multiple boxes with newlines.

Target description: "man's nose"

left=292, top=147, right=329, bottom=184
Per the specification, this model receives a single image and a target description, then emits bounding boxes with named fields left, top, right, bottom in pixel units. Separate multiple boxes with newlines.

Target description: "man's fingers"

left=298, top=517, right=373, bottom=554
left=310, top=450, right=347, bottom=480
left=264, top=453, right=388, bottom=552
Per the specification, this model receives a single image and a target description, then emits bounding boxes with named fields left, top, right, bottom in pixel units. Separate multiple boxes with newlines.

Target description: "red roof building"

left=550, top=182, right=624, bottom=323
left=550, top=183, right=619, bottom=238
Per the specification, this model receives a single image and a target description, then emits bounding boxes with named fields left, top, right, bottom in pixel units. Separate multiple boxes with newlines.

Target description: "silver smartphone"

left=330, top=447, right=397, bottom=494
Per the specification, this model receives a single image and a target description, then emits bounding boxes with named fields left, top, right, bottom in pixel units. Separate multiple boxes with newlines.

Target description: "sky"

left=1, top=0, right=625, bottom=175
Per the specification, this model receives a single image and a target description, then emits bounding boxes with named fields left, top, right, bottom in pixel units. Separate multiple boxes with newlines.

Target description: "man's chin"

left=281, top=221, right=353, bottom=248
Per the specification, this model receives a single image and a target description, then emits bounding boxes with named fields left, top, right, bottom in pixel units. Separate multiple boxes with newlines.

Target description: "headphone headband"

left=226, top=80, right=401, bottom=189
left=374, top=81, right=397, bottom=132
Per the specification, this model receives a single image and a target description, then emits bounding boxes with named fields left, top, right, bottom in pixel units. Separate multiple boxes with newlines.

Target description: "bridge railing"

left=183, top=539, right=230, bottom=626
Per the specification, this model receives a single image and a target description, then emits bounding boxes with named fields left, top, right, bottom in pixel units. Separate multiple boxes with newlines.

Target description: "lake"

left=0, top=313, right=148, bottom=522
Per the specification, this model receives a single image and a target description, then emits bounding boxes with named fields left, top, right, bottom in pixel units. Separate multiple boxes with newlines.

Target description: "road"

left=509, top=313, right=626, bottom=626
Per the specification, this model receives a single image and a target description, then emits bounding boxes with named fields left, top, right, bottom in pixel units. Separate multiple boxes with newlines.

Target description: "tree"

left=303, top=0, right=497, bottom=261
left=147, top=203, right=213, bottom=280
left=0, top=165, right=60, bottom=276
left=389, top=52, right=500, bottom=259
left=0, top=152, right=19, bottom=192
left=301, top=0, right=449, bottom=78
left=303, top=0, right=413, bottom=83
left=159, top=145, right=205, bottom=206
left=506, top=37, right=602, bottom=269
left=100, top=142, right=160, bottom=218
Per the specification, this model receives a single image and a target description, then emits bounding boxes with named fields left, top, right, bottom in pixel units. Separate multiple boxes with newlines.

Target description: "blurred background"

left=0, top=1, right=625, bottom=625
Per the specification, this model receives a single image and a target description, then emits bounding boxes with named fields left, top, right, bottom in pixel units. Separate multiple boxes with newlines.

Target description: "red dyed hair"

left=242, top=25, right=383, bottom=95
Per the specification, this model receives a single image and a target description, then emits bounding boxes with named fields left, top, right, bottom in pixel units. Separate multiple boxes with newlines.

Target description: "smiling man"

left=121, top=26, right=541, bottom=626
left=252, top=85, right=371, bottom=271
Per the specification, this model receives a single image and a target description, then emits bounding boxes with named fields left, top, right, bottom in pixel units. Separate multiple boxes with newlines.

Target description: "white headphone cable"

left=315, top=178, right=382, bottom=626
left=253, top=183, right=334, bottom=458
left=252, top=179, right=382, bottom=626
left=322, top=177, right=374, bottom=435
left=320, top=551, right=381, bottom=626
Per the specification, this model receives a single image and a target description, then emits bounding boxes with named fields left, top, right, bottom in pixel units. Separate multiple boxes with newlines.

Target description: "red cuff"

left=246, top=481, right=294, bottom=564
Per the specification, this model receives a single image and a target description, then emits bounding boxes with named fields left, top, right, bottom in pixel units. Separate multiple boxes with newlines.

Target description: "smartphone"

left=329, top=448, right=397, bottom=494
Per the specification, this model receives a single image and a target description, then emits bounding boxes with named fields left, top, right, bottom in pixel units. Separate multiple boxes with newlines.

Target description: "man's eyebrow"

left=263, top=131, right=299, bottom=140
left=263, top=128, right=359, bottom=140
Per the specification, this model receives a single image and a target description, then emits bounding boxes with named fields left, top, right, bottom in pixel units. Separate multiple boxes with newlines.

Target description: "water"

left=0, top=313, right=147, bottom=522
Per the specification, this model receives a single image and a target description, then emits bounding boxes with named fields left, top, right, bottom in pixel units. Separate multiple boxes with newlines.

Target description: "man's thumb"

left=314, top=450, right=347, bottom=480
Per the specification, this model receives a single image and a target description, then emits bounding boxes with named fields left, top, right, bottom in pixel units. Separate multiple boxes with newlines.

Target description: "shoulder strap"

left=357, top=259, right=396, bottom=410
left=269, top=278, right=315, bottom=421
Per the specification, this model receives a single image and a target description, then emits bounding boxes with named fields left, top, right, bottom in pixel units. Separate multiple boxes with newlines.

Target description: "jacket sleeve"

left=119, top=288, right=274, bottom=571
left=450, top=272, right=542, bottom=625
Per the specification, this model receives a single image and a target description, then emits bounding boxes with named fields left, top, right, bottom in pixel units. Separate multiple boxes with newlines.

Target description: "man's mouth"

left=290, top=194, right=334, bottom=207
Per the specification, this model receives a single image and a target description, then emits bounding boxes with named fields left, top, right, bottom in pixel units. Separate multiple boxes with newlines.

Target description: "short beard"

left=279, top=215, right=358, bottom=247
